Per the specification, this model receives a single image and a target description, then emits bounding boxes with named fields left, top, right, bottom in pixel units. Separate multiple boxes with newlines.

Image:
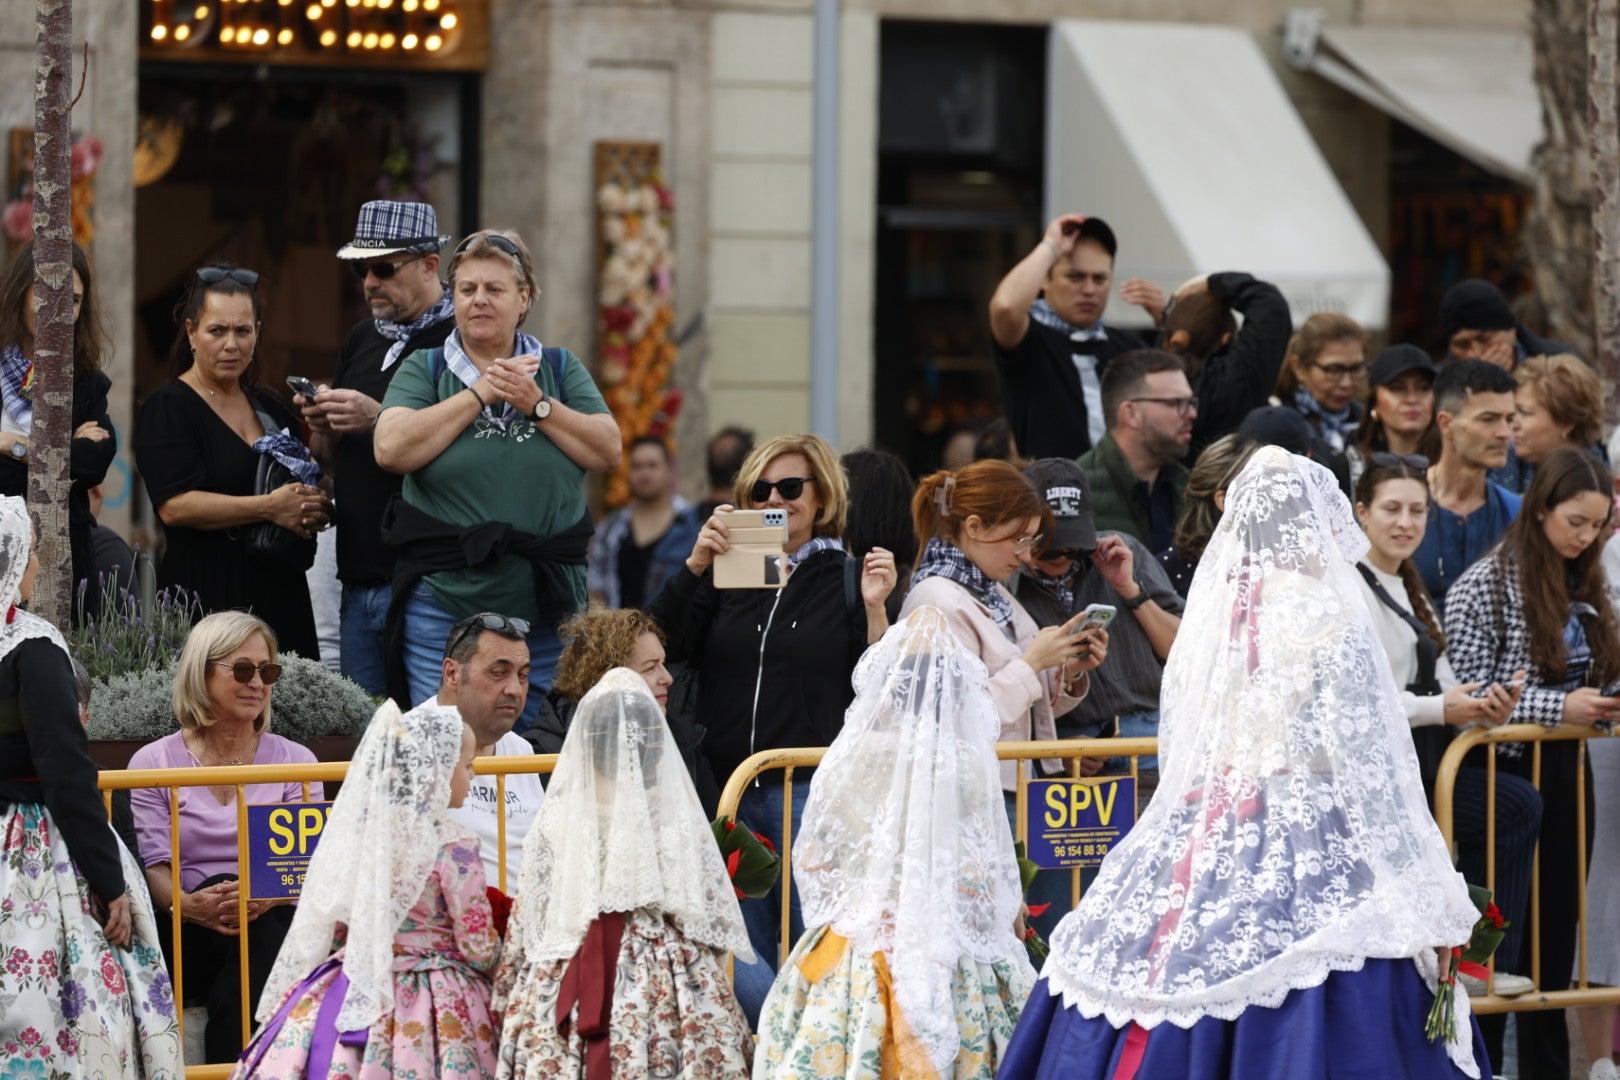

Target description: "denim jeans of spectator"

left=733, top=778, right=811, bottom=1021
left=402, top=582, right=563, bottom=732
left=339, top=582, right=391, bottom=697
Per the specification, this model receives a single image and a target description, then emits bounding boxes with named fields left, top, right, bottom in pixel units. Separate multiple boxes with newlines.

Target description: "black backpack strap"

left=540, top=346, right=569, bottom=405
left=844, top=555, right=860, bottom=617
left=426, top=347, right=447, bottom=383
left=1355, top=562, right=1440, bottom=694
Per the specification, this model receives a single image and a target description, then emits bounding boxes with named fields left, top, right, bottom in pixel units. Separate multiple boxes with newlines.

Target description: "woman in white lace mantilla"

left=998, top=446, right=1491, bottom=1080
left=492, top=669, right=754, bottom=1080
left=753, top=607, right=1036, bottom=1080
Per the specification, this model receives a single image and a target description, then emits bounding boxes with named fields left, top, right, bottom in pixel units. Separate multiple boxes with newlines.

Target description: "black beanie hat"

left=1439, top=279, right=1515, bottom=340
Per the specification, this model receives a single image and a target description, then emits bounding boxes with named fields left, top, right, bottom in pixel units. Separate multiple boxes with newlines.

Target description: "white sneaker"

left=1459, top=971, right=1535, bottom=998
left=1590, top=1058, right=1620, bottom=1080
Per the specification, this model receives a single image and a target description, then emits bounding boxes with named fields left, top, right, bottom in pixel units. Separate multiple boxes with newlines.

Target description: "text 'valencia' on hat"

left=1023, top=457, right=1098, bottom=553
left=337, top=200, right=451, bottom=260
left=1367, top=344, right=1438, bottom=388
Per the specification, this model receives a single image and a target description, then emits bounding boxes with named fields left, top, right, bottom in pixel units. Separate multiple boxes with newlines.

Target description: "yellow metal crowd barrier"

left=97, top=753, right=556, bottom=1080
left=714, top=737, right=1159, bottom=968
left=1433, top=723, right=1620, bottom=1016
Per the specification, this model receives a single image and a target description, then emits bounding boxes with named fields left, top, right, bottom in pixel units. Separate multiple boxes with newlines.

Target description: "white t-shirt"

left=443, top=726, right=546, bottom=893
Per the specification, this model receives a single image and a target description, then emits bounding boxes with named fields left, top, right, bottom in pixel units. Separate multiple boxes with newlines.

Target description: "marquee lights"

left=144, top=0, right=464, bottom=56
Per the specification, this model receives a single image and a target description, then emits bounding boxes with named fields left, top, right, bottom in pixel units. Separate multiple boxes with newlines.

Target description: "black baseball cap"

left=1367, top=344, right=1438, bottom=388
left=1024, top=458, right=1098, bottom=552
left=1063, top=216, right=1117, bottom=258
left=1238, top=406, right=1317, bottom=457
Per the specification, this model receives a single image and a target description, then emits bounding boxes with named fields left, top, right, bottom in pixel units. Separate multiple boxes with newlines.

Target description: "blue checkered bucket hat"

left=336, top=200, right=451, bottom=259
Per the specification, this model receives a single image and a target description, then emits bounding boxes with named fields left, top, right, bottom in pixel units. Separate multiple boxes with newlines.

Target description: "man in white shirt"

left=404, top=612, right=546, bottom=891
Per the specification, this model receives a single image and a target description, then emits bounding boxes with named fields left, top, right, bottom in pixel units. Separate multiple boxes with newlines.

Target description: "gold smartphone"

left=713, top=508, right=789, bottom=589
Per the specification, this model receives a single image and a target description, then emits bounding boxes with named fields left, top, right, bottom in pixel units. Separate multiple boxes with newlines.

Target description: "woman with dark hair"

left=133, top=265, right=328, bottom=659
left=841, top=446, right=916, bottom=615
left=1157, top=433, right=1256, bottom=598
left=0, top=240, right=117, bottom=621
left=1271, top=313, right=1368, bottom=455
left=1160, top=271, right=1292, bottom=460
left=1446, top=447, right=1620, bottom=1080
left=1347, top=344, right=1442, bottom=489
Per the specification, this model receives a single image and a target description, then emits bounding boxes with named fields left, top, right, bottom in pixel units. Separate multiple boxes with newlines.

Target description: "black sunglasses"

left=751, top=476, right=816, bottom=503
left=212, top=660, right=281, bottom=685
left=196, top=266, right=259, bottom=287
left=446, top=612, right=530, bottom=658
left=1370, top=452, right=1430, bottom=470
left=349, top=252, right=426, bottom=281
left=1037, top=548, right=1090, bottom=562
left=454, top=232, right=522, bottom=258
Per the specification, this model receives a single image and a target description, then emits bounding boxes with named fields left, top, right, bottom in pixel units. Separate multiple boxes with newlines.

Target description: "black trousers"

left=1494, top=741, right=1594, bottom=1080
left=155, top=874, right=295, bottom=1064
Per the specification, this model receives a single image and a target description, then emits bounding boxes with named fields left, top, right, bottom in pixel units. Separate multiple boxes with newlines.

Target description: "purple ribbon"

left=234, top=956, right=369, bottom=1075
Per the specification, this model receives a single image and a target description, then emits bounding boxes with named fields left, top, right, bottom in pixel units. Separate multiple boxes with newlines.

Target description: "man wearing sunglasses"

left=297, top=201, right=457, bottom=697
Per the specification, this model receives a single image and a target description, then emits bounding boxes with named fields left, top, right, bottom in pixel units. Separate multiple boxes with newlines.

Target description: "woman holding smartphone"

left=1446, top=447, right=1620, bottom=1079
left=900, top=459, right=1107, bottom=938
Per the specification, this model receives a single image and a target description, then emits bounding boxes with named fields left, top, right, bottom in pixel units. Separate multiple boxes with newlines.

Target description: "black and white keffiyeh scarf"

left=911, top=537, right=1015, bottom=639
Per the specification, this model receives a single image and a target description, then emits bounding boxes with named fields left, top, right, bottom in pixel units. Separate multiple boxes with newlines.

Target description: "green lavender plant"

left=86, top=653, right=377, bottom=744
left=70, top=561, right=202, bottom=683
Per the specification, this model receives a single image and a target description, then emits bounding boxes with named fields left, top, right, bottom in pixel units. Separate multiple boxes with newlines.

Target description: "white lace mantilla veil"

left=256, top=698, right=471, bottom=1032
left=1043, top=446, right=1483, bottom=1076
left=794, top=607, right=1034, bottom=1076
left=0, top=496, right=68, bottom=662
left=514, top=667, right=752, bottom=962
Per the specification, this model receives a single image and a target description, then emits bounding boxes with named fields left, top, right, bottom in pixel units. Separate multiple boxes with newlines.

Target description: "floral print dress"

left=755, top=925, right=1033, bottom=1080
left=493, top=906, right=753, bottom=1080
left=229, top=838, right=501, bottom=1080
left=0, top=803, right=182, bottom=1079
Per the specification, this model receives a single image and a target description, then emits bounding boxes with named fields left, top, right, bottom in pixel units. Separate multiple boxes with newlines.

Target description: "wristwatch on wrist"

left=530, top=392, right=552, bottom=422
left=1122, top=584, right=1152, bottom=610
left=8, top=440, right=24, bottom=460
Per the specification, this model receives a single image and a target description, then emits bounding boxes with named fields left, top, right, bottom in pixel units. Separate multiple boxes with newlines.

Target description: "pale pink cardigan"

left=901, top=576, right=1087, bottom=791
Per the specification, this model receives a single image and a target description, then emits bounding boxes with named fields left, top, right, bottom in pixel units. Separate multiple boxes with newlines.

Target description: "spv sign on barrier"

left=246, top=802, right=333, bottom=900
left=1024, top=777, right=1135, bottom=869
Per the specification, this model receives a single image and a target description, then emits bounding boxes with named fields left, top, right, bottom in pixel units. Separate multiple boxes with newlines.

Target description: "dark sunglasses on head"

left=1369, top=452, right=1430, bottom=470
left=446, top=612, right=530, bottom=658
left=196, top=266, right=259, bottom=287
left=1037, top=548, right=1089, bottom=562
left=454, top=232, right=522, bottom=258
left=349, top=252, right=425, bottom=281
left=213, top=660, right=281, bottom=685
left=751, top=476, right=816, bottom=503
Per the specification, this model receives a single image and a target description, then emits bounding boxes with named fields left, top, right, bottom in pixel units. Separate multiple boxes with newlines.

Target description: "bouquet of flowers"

left=1014, top=841, right=1052, bottom=963
left=486, top=886, right=513, bottom=939
left=1426, top=884, right=1509, bottom=1043
left=711, top=818, right=782, bottom=900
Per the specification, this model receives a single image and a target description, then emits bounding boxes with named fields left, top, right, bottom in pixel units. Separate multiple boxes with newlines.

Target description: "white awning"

left=1283, top=10, right=1539, bottom=185
left=1046, top=19, right=1390, bottom=331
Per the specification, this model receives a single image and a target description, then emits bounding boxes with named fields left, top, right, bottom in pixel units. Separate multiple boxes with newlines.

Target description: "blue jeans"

left=338, top=583, right=391, bottom=697
left=733, top=779, right=811, bottom=1022
left=402, top=583, right=563, bottom=733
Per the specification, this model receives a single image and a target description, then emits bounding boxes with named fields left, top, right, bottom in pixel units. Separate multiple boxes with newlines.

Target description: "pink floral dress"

left=228, top=838, right=501, bottom=1080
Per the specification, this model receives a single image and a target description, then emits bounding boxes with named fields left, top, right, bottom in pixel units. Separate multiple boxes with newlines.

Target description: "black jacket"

left=1187, top=273, right=1293, bottom=461
left=647, top=549, right=867, bottom=784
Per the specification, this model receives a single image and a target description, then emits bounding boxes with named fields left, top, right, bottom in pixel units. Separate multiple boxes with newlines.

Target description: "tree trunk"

left=28, top=0, right=75, bottom=630
left=1523, top=0, right=1595, bottom=361
left=1593, top=0, right=1620, bottom=431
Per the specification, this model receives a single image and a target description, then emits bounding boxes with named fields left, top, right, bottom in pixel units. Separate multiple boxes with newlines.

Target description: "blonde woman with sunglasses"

left=127, top=611, right=326, bottom=1064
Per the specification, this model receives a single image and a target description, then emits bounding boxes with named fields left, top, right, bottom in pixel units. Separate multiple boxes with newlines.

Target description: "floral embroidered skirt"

left=227, top=950, right=499, bottom=1080
left=0, top=802, right=182, bottom=1079
left=493, top=907, right=754, bottom=1080
left=754, top=924, right=1034, bottom=1080
left=998, top=959, right=1492, bottom=1080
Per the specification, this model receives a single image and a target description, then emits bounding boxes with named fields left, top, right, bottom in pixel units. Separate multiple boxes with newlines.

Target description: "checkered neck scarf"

left=1030, top=562, right=1081, bottom=613
left=443, top=328, right=543, bottom=429
left=376, top=293, right=455, bottom=372
left=1293, top=386, right=1358, bottom=454
left=0, top=345, right=33, bottom=429
left=788, top=535, right=845, bottom=569
left=912, top=537, right=1015, bottom=639
left=1030, top=298, right=1109, bottom=343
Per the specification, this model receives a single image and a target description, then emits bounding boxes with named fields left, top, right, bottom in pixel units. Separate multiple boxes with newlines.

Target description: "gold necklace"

left=188, top=730, right=257, bottom=766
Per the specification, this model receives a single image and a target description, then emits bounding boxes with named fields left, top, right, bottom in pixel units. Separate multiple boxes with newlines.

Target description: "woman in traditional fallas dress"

left=999, top=446, right=1492, bottom=1080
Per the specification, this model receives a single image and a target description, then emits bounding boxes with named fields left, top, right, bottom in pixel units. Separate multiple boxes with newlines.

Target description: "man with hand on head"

left=296, top=201, right=458, bottom=697
left=409, top=611, right=545, bottom=892
left=988, top=212, right=1164, bottom=460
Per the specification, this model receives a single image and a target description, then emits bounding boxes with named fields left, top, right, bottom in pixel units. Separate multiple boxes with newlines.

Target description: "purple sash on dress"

left=234, top=956, right=370, bottom=1077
